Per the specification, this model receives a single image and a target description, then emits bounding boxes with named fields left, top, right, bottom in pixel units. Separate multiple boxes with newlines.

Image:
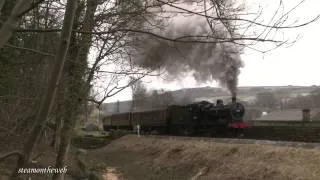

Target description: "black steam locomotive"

left=103, top=97, right=249, bottom=136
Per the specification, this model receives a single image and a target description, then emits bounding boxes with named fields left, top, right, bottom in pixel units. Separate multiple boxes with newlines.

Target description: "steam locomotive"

left=103, top=97, right=249, bottom=136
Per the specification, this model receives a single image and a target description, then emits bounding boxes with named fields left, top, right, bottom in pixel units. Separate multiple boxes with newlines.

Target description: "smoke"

left=130, top=8, right=243, bottom=96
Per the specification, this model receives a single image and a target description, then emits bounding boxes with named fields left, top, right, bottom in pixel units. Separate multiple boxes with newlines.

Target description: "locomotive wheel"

left=178, top=125, right=195, bottom=136
left=229, top=128, right=245, bottom=138
left=236, top=129, right=245, bottom=138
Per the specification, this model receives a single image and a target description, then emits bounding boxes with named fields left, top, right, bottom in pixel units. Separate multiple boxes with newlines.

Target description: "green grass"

left=71, top=136, right=113, bottom=149
left=71, top=128, right=112, bottom=149
left=75, top=128, right=110, bottom=138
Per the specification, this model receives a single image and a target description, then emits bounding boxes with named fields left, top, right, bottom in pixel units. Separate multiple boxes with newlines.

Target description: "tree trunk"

left=54, top=117, right=63, bottom=152
left=51, top=111, right=76, bottom=180
left=52, top=1, right=99, bottom=180
left=10, top=0, right=78, bottom=179
left=0, top=0, right=33, bottom=49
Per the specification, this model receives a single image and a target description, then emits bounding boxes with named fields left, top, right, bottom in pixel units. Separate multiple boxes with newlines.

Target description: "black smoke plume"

left=130, top=11, right=243, bottom=96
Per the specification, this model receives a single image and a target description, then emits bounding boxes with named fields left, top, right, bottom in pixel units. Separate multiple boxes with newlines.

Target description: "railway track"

left=109, top=124, right=320, bottom=144
left=243, top=126, right=320, bottom=143
left=144, top=135, right=320, bottom=149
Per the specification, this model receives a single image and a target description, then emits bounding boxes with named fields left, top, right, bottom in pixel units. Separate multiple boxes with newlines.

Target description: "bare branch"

left=15, top=28, right=281, bottom=43
left=4, top=44, right=55, bottom=57
left=0, top=0, right=5, bottom=15
left=17, top=0, right=45, bottom=18
left=0, top=151, right=23, bottom=162
left=96, top=70, right=163, bottom=76
left=155, top=0, right=320, bottom=29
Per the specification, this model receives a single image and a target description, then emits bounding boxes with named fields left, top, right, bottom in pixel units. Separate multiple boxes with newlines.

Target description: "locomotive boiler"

left=103, top=96, right=249, bottom=136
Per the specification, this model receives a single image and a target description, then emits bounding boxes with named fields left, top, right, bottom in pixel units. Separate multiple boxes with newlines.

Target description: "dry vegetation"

left=2, top=134, right=320, bottom=180
left=86, top=135, right=320, bottom=180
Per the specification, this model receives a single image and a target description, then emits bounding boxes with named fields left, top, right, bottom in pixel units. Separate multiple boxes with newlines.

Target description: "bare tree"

left=13, top=0, right=319, bottom=103
left=0, top=0, right=64, bottom=156
left=10, top=0, right=78, bottom=179
left=52, top=0, right=100, bottom=179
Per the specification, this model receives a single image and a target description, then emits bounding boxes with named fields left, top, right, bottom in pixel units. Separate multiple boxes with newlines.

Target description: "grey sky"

left=103, top=0, right=320, bottom=102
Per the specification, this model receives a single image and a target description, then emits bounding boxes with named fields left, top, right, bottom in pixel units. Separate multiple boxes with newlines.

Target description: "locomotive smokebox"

left=232, top=96, right=236, bottom=104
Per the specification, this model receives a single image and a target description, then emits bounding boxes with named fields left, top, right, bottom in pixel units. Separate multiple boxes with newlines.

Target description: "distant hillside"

left=170, top=85, right=318, bottom=103
left=101, top=85, right=319, bottom=116
left=170, top=86, right=225, bottom=101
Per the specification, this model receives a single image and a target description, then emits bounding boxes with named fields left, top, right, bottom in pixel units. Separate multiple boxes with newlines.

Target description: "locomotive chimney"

left=232, top=96, right=236, bottom=104
left=302, top=108, right=311, bottom=122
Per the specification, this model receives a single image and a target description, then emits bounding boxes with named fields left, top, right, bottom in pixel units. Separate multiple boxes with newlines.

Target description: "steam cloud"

left=131, top=11, right=243, bottom=96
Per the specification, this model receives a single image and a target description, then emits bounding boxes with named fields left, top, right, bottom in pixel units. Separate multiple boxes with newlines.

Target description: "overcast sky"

left=104, top=0, right=320, bottom=102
